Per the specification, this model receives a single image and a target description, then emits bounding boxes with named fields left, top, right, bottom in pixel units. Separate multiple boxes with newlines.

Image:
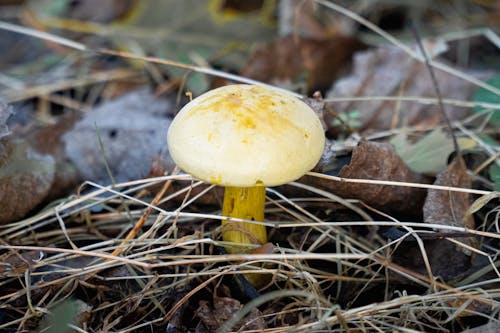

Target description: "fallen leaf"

left=391, top=128, right=477, bottom=175
left=278, top=0, right=358, bottom=37
left=0, top=138, right=55, bottom=224
left=0, top=99, right=58, bottom=224
left=28, top=114, right=81, bottom=200
left=62, top=88, right=175, bottom=184
left=326, top=44, right=493, bottom=131
left=0, top=250, right=45, bottom=276
left=422, top=158, right=476, bottom=289
left=424, top=156, right=474, bottom=228
left=241, top=35, right=365, bottom=94
left=196, top=296, right=265, bottom=331
left=310, top=140, right=429, bottom=215
left=399, top=156, right=475, bottom=282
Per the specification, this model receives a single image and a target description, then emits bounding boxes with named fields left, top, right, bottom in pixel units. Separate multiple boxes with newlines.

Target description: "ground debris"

left=196, top=296, right=266, bottom=331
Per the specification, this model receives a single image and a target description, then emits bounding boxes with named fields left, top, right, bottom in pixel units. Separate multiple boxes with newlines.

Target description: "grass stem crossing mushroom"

left=167, top=84, right=325, bottom=254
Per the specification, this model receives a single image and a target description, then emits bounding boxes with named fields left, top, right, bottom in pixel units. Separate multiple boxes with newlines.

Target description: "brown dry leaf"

left=423, top=156, right=475, bottom=279
left=396, top=157, right=475, bottom=282
left=0, top=100, right=66, bottom=224
left=326, top=44, right=492, bottom=131
left=0, top=250, right=44, bottom=276
left=196, top=296, right=266, bottom=331
left=310, top=140, right=429, bottom=215
left=0, top=137, right=55, bottom=224
left=424, top=156, right=474, bottom=228
left=241, top=35, right=365, bottom=94
left=278, top=0, right=358, bottom=37
left=28, top=114, right=81, bottom=200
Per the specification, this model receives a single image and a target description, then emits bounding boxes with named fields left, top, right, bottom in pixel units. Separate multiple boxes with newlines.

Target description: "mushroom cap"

left=167, top=84, right=325, bottom=187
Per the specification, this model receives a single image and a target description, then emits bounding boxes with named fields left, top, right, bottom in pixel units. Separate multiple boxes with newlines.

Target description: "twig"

left=409, top=22, right=460, bottom=156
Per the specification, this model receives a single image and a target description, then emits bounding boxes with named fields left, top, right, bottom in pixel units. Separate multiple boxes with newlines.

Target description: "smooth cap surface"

left=167, top=84, right=325, bottom=187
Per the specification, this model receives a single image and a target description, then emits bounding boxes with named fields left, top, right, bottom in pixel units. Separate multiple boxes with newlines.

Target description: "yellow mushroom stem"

left=221, top=186, right=267, bottom=253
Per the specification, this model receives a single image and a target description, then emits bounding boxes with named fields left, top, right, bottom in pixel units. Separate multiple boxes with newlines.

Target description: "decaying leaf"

left=278, top=0, right=361, bottom=38
left=0, top=139, right=55, bottom=224
left=28, top=114, right=81, bottom=200
left=398, top=156, right=475, bottom=282
left=0, top=100, right=55, bottom=223
left=326, top=44, right=492, bottom=131
left=242, top=35, right=365, bottom=94
left=424, top=156, right=474, bottom=229
left=62, top=89, right=175, bottom=184
left=311, top=140, right=429, bottom=215
left=391, top=128, right=477, bottom=175
left=0, top=250, right=45, bottom=276
left=196, top=296, right=265, bottom=331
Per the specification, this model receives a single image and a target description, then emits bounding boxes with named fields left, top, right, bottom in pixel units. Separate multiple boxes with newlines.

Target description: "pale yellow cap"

left=167, top=84, right=325, bottom=187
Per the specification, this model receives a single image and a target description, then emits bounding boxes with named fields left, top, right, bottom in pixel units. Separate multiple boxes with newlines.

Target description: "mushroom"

left=167, top=84, right=325, bottom=254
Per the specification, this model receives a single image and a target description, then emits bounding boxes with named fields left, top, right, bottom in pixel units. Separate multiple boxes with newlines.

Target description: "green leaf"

left=44, top=299, right=80, bottom=333
left=489, top=163, right=500, bottom=192
left=27, top=0, right=70, bottom=17
left=330, top=110, right=362, bottom=128
left=472, top=75, right=500, bottom=126
left=390, top=128, right=476, bottom=175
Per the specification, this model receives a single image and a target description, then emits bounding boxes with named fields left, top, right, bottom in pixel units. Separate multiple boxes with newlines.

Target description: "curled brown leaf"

left=310, top=140, right=429, bottom=215
left=424, top=156, right=474, bottom=229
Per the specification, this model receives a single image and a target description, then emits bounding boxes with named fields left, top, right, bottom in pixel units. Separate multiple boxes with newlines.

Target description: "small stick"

left=409, top=22, right=460, bottom=157
left=110, top=167, right=179, bottom=258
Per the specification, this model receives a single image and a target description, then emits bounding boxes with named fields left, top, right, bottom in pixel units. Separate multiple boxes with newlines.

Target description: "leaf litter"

left=325, top=43, right=495, bottom=132
left=0, top=1, right=499, bottom=332
left=0, top=105, right=56, bottom=223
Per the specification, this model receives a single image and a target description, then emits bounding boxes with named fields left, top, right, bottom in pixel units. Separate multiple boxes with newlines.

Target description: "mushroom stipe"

left=222, top=186, right=267, bottom=252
